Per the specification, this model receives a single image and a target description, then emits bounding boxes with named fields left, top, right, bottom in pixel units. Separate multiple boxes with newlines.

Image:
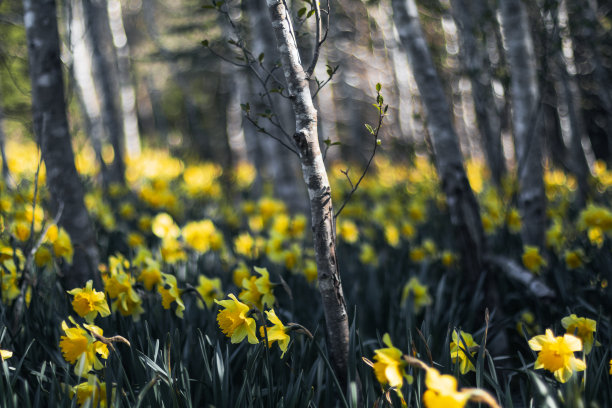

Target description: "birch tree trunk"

left=499, top=0, right=546, bottom=248
left=392, top=0, right=485, bottom=282
left=23, top=0, right=100, bottom=290
left=83, top=0, right=126, bottom=186
left=107, top=0, right=141, bottom=158
left=70, top=0, right=107, bottom=184
left=266, top=0, right=349, bottom=387
left=450, top=0, right=505, bottom=187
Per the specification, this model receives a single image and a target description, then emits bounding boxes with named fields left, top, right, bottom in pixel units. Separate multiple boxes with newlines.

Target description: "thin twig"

left=305, top=0, right=322, bottom=78
left=335, top=90, right=386, bottom=219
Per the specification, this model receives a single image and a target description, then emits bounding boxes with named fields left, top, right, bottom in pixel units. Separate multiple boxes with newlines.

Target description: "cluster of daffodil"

left=59, top=279, right=131, bottom=407
left=365, top=333, right=500, bottom=408
left=0, top=180, right=75, bottom=308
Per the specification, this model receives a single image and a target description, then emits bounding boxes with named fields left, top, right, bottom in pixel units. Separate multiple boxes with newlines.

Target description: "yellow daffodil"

left=103, top=260, right=145, bottom=320
left=160, top=237, right=187, bottom=264
left=239, top=266, right=275, bottom=310
left=561, top=314, right=597, bottom=354
left=338, top=220, right=359, bottom=244
left=53, top=227, right=74, bottom=264
left=545, top=218, right=565, bottom=253
left=261, top=309, right=290, bottom=358
left=137, top=261, right=163, bottom=291
left=372, top=333, right=408, bottom=388
left=522, top=246, right=546, bottom=274
left=422, top=367, right=472, bottom=408
left=182, top=219, right=222, bottom=253
left=578, top=204, right=612, bottom=232
left=0, top=349, right=12, bottom=361
left=158, top=273, right=185, bottom=318
left=449, top=330, right=478, bottom=374
left=34, top=245, right=53, bottom=268
left=152, top=213, right=180, bottom=239
left=72, top=374, right=110, bottom=407
left=410, top=247, right=426, bottom=263
left=68, top=280, right=111, bottom=324
left=564, top=249, right=584, bottom=270
left=232, top=262, right=251, bottom=287
left=234, top=232, right=257, bottom=258
left=359, top=243, right=378, bottom=266
left=215, top=294, right=258, bottom=344
left=303, top=259, right=317, bottom=283
left=528, top=329, right=586, bottom=383
left=401, top=277, right=432, bottom=313
left=506, top=208, right=522, bottom=233
left=59, top=320, right=109, bottom=375
left=195, top=275, right=222, bottom=309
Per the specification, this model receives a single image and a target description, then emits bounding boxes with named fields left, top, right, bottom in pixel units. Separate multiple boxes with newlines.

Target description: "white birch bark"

left=499, top=0, right=546, bottom=248
left=392, top=0, right=485, bottom=281
left=107, top=0, right=141, bottom=157
left=266, top=0, right=349, bottom=387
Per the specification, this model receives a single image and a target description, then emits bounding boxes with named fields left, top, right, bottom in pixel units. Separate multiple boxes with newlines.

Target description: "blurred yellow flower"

left=410, top=247, right=426, bottom=263
left=215, top=294, right=258, bottom=344
left=34, top=245, right=53, bottom=268
left=384, top=224, right=400, bottom=248
left=422, top=367, right=471, bottom=408
left=449, top=330, right=478, bottom=375
left=561, top=314, right=597, bottom=354
left=545, top=218, right=564, bottom=252
left=261, top=309, right=290, bottom=358
left=587, top=227, right=604, bottom=247
left=152, top=213, right=180, bottom=239
left=232, top=262, right=251, bottom=287
left=373, top=333, right=407, bottom=388
left=338, top=219, right=359, bottom=244
left=12, top=221, right=31, bottom=242
left=158, top=273, right=185, bottom=318
left=160, top=238, right=187, bottom=264
left=522, top=246, right=546, bottom=274
left=303, top=259, right=317, bottom=283
left=506, top=208, right=522, bottom=233
left=137, top=260, right=162, bottom=291
left=528, top=329, right=586, bottom=383
left=182, top=219, right=220, bottom=253
left=359, top=243, right=378, bottom=266
left=441, top=250, right=456, bottom=268
left=578, top=204, right=612, bottom=232
left=234, top=232, right=256, bottom=258
left=68, top=280, right=111, bottom=324
left=72, top=375, right=109, bottom=408
left=0, top=349, right=12, bottom=361
left=564, top=249, right=584, bottom=270
left=196, top=275, right=222, bottom=309
left=401, top=277, right=432, bottom=313
left=53, top=227, right=74, bottom=264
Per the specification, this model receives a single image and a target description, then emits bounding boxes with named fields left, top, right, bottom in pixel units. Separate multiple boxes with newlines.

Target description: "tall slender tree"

left=23, top=0, right=100, bottom=289
left=392, top=0, right=485, bottom=283
left=450, top=0, right=505, bottom=187
left=83, top=0, right=126, bottom=186
left=265, top=0, right=350, bottom=388
left=499, top=0, right=546, bottom=248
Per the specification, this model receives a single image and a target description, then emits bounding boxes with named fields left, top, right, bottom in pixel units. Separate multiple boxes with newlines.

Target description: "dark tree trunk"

left=82, top=0, right=126, bottom=186
left=392, top=0, right=485, bottom=284
left=499, top=0, right=546, bottom=248
left=23, top=0, right=100, bottom=289
left=450, top=0, right=506, bottom=187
